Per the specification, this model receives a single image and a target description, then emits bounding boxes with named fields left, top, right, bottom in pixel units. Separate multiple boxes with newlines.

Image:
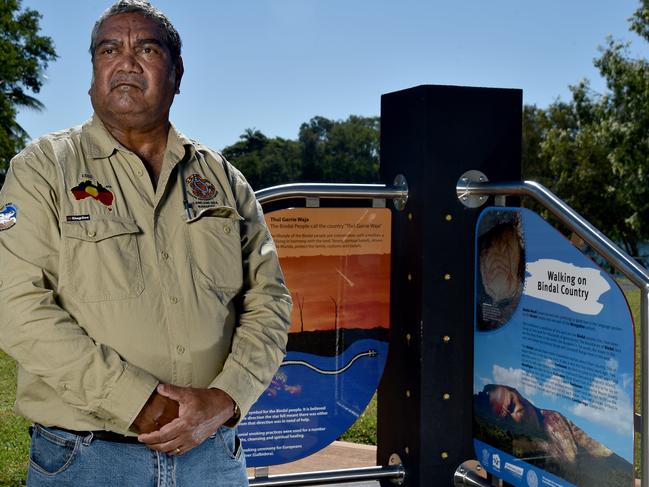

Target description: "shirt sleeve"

left=0, top=148, right=159, bottom=433
left=208, top=159, right=292, bottom=423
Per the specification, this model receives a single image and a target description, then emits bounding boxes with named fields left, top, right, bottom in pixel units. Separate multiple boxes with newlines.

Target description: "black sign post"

left=378, top=85, right=522, bottom=486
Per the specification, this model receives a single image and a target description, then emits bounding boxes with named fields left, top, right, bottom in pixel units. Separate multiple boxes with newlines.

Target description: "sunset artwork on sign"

left=238, top=207, right=391, bottom=466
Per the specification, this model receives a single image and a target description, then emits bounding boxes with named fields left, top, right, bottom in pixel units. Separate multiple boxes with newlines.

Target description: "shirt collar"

left=166, top=123, right=195, bottom=162
left=80, top=114, right=195, bottom=161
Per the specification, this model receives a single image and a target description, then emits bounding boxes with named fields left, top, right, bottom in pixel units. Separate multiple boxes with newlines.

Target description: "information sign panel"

left=239, top=208, right=391, bottom=467
left=474, top=207, right=635, bottom=487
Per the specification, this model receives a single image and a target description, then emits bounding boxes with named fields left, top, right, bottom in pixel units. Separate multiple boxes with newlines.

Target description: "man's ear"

left=88, top=64, right=95, bottom=97
left=174, top=56, right=184, bottom=94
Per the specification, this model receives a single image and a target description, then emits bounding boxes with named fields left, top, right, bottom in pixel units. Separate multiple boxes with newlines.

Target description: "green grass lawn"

left=0, top=350, right=30, bottom=486
left=625, top=287, right=642, bottom=478
left=340, top=393, right=377, bottom=445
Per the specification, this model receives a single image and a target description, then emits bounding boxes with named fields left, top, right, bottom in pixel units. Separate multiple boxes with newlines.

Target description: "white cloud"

left=606, top=358, right=619, bottom=374
left=492, top=365, right=539, bottom=397
left=572, top=377, right=633, bottom=434
left=542, top=374, right=574, bottom=400
left=621, top=373, right=633, bottom=390
left=544, top=358, right=555, bottom=369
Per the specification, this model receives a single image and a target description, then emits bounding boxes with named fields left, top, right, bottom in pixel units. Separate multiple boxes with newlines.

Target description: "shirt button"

left=170, top=296, right=179, bottom=304
left=223, top=226, right=231, bottom=234
left=176, top=345, right=185, bottom=355
left=161, top=250, right=169, bottom=260
left=87, top=231, right=96, bottom=238
left=136, top=169, right=144, bottom=177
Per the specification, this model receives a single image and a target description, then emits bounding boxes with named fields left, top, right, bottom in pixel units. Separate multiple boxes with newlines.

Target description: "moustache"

left=110, top=76, right=146, bottom=90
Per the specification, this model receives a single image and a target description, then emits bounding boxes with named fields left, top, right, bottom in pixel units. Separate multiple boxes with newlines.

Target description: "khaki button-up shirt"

left=0, top=116, right=291, bottom=435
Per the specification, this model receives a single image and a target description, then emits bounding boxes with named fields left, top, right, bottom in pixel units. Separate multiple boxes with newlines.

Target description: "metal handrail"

left=457, top=178, right=649, bottom=486
left=248, top=465, right=405, bottom=486
left=255, top=182, right=407, bottom=205
left=456, top=179, right=649, bottom=288
left=454, top=462, right=490, bottom=487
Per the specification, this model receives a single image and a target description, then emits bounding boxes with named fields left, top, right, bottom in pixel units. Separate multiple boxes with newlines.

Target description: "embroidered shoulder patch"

left=186, top=174, right=217, bottom=200
left=0, top=203, right=18, bottom=231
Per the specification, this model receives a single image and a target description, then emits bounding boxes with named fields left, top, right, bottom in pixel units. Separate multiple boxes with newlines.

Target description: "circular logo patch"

left=186, top=174, right=217, bottom=200
left=0, top=203, right=18, bottom=231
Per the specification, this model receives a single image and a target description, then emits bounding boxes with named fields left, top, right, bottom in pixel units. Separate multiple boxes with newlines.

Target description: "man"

left=0, top=1, right=292, bottom=485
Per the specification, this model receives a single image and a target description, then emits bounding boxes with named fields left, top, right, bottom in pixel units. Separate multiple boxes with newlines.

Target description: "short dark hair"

left=89, top=0, right=182, bottom=65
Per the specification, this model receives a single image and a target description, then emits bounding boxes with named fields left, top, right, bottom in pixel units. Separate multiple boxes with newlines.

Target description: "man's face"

left=89, top=13, right=182, bottom=131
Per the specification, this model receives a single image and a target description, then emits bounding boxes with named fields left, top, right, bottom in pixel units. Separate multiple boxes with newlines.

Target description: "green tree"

left=298, top=115, right=380, bottom=183
left=224, top=115, right=380, bottom=190
left=222, top=129, right=301, bottom=190
left=0, top=0, right=57, bottom=184
left=523, top=1, right=649, bottom=259
left=299, top=116, right=334, bottom=181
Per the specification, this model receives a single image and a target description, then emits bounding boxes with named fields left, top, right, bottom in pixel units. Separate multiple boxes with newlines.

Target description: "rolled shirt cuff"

left=98, top=363, right=159, bottom=434
left=209, top=361, right=260, bottom=428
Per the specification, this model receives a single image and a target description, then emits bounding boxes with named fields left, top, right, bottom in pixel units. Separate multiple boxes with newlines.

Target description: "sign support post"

left=378, top=85, right=522, bottom=485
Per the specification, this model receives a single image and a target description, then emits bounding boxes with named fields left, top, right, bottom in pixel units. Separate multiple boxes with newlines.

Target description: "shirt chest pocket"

left=185, top=207, right=244, bottom=292
left=61, top=218, right=144, bottom=302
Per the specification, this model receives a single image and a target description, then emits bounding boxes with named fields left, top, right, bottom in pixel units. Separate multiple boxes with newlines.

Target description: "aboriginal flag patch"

left=71, top=180, right=114, bottom=210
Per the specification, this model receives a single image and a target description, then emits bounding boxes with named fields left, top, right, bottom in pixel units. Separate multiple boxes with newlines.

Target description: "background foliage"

left=0, top=0, right=56, bottom=185
left=522, top=0, right=649, bottom=261
left=222, top=115, right=380, bottom=190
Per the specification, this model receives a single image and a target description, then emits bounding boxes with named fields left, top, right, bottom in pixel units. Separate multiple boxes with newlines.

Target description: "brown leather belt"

left=31, top=425, right=141, bottom=444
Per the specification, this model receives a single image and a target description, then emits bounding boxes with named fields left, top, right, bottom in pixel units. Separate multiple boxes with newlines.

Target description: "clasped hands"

left=132, top=384, right=235, bottom=455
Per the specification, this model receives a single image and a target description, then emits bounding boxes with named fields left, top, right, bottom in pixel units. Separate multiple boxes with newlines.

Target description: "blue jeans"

left=27, top=424, right=248, bottom=486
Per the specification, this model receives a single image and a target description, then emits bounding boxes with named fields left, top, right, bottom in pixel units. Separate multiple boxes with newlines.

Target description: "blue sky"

left=17, top=0, right=649, bottom=151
